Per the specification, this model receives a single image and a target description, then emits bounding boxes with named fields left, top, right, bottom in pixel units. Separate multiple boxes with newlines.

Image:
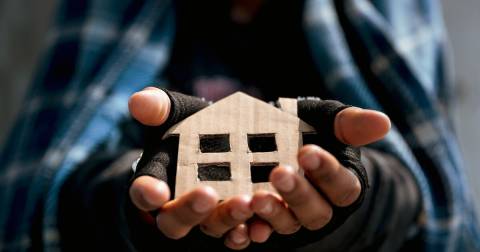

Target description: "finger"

left=248, top=218, right=273, bottom=243
left=156, top=186, right=218, bottom=239
left=251, top=191, right=300, bottom=235
left=128, top=86, right=171, bottom=126
left=334, top=107, right=391, bottom=147
left=200, top=195, right=253, bottom=238
left=130, top=176, right=170, bottom=212
left=270, top=165, right=333, bottom=231
left=298, top=145, right=361, bottom=207
left=224, top=224, right=251, bottom=250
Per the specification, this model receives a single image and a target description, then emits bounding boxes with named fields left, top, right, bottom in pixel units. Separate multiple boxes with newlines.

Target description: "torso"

left=165, top=0, right=328, bottom=101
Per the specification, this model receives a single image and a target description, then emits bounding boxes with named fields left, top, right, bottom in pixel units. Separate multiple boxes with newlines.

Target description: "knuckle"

left=338, top=179, right=362, bottom=206
left=351, top=179, right=362, bottom=196
left=313, top=160, right=338, bottom=184
left=318, top=167, right=337, bottom=183
left=225, top=242, right=248, bottom=251
left=219, top=211, right=236, bottom=227
left=225, top=228, right=250, bottom=250
left=266, top=202, right=278, bottom=217
left=200, top=225, right=223, bottom=238
left=159, top=226, right=188, bottom=240
left=157, top=213, right=192, bottom=239
left=302, top=208, right=333, bottom=231
left=303, top=219, right=327, bottom=231
left=132, top=195, right=151, bottom=212
left=276, top=223, right=301, bottom=235
left=205, top=211, right=234, bottom=234
left=129, top=186, right=150, bottom=211
left=175, top=210, right=199, bottom=226
left=256, top=199, right=277, bottom=217
left=285, top=187, right=310, bottom=207
left=214, top=204, right=234, bottom=225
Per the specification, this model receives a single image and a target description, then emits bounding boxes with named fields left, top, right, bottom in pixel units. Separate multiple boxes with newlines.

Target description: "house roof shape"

left=165, top=92, right=315, bottom=136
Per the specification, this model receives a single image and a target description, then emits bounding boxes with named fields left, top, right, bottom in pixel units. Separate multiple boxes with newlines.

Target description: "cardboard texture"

left=165, top=92, right=315, bottom=199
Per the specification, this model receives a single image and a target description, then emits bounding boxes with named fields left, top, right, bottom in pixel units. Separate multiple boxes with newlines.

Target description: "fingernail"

left=300, top=149, right=320, bottom=171
left=231, top=231, right=247, bottom=244
left=259, top=201, right=273, bottom=215
left=192, top=198, right=212, bottom=213
left=274, top=166, right=295, bottom=192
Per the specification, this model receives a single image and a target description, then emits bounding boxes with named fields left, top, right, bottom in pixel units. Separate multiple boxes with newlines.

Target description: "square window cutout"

left=250, top=163, right=278, bottom=183
left=198, top=163, right=231, bottom=181
left=248, top=134, right=277, bottom=152
left=199, top=134, right=230, bottom=153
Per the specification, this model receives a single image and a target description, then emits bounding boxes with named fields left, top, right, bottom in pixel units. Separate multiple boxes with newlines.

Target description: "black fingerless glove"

left=132, top=90, right=368, bottom=251
left=133, top=90, right=209, bottom=188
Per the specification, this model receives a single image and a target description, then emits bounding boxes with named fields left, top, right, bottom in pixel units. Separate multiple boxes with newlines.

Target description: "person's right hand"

left=128, top=87, right=258, bottom=250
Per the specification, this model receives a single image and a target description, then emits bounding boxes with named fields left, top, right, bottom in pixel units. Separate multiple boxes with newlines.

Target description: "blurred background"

left=0, top=0, right=479, bottom=211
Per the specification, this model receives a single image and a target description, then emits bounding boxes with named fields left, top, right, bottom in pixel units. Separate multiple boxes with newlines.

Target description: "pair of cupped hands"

left=128, top=87, right=390, bottom=250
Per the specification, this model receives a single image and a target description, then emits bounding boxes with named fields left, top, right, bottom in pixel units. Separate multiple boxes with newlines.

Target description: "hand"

left=244, top=100, right=390, bottom=243
left=250, top=105, right=390, bottom=237
left=128, top=87, right=254, bottom=250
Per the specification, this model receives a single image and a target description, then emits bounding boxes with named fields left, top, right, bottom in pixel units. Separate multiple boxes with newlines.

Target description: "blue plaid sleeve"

left=303, top=0, right=480, bottom=250
left=0, top=0, right=175, bottom=250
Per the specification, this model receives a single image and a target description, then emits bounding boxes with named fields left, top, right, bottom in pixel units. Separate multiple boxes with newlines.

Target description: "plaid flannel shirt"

left=1, top=0, right=479, bottom=251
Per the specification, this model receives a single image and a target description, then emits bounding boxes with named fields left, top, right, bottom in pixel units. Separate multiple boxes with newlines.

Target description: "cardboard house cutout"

left=165, top=92, right=316, bottom=199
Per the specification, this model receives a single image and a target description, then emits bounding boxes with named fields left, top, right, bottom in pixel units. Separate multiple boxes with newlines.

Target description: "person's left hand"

left=129, top=87, right=390, bottom=248
left=247, top=105, right=390, bottom=242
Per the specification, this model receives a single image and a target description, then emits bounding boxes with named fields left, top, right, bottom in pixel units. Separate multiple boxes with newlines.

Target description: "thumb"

left=130, top=176, right=171, bottom=212
left=334, top=107, right=391, bottom=147
left=128, top=87, right=171, bottom=126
